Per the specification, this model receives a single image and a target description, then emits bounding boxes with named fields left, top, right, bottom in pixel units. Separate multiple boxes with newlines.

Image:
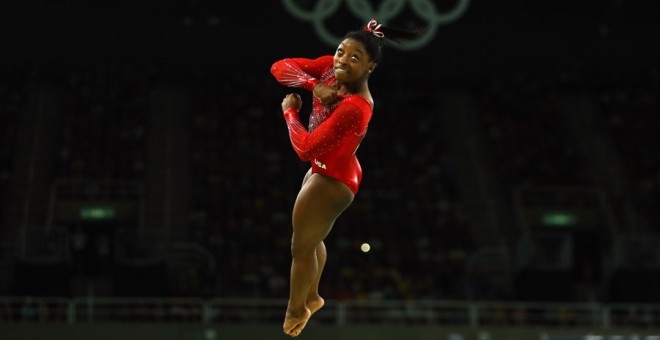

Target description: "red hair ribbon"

left=364, top=18, right=384, bottom=38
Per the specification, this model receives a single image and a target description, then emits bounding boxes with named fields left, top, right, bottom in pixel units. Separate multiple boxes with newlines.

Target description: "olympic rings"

left=282, top=0, right=470, bottom=51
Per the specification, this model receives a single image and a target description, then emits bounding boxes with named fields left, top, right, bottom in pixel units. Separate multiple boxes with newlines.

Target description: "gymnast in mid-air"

left=270, top=18, right=423, bottom=337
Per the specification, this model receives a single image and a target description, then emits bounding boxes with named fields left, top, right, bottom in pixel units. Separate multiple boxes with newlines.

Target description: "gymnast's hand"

left=281, top=93, right=302, bottom=113
left=312, top=82, right=339, bottom=106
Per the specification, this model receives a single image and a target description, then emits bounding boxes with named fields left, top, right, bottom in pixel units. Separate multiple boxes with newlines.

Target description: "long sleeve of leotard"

left=283, top=102, right=363, bottom=161
left=270, top=56, right=334, bottom=91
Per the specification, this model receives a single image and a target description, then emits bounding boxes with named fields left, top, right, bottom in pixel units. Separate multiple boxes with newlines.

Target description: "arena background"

left=0, top=0, right=659, bottom=339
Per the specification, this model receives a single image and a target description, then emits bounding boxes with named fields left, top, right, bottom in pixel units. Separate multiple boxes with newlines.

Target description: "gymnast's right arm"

left=281, top=94, right=363, bottom=161
left=270, top=56, right=333, bottom=91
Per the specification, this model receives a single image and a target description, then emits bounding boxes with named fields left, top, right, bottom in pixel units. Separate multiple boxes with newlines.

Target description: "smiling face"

left=333, top=38, right=377, bottom=84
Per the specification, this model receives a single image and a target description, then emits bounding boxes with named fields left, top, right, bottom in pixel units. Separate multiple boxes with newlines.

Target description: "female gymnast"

left=270, top=18, right=423, bottom=337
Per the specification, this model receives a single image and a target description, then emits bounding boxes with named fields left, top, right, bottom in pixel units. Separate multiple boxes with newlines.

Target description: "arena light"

left=360, top=243, right=371, bottom=253
left=80, top=206, right=115, bottom=220
left=542, top=212, right=577, bottom=227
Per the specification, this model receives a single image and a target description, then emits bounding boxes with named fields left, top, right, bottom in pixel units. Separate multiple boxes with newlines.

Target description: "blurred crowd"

left=595, top=78, right=660, bottom=231
left=0, top=67, right=25, bottom=223
left=0, top=60, right=658, bottom=303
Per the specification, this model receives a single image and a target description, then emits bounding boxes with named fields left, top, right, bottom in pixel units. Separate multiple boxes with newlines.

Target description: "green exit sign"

left=542, top=212, right=577, bottom=227
left=80, top=206, right=115, bottom=220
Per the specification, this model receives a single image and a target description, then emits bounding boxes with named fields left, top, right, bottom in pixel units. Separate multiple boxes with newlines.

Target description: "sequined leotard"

left=271, top=56, right=373, bottom=195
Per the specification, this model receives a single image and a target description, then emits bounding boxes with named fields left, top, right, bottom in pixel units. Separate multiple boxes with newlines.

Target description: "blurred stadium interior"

left=0, top=0, right=659, bottom=338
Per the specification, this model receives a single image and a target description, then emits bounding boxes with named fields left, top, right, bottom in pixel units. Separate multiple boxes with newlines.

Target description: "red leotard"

left=271, top=56, right=373, bottom=195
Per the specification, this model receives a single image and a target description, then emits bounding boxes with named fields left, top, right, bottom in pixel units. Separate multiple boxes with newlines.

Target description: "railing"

left=1, top=297, right=659, bottom=328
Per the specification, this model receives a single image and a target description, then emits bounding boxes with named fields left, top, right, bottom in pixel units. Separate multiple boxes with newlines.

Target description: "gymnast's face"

left=333, top=38, right=377, bottom=84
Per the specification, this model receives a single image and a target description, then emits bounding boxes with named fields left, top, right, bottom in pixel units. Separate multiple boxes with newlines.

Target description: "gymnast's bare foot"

left=307, top=295, right=325, bottom=315
left=283, top=306, right=311, bottom=337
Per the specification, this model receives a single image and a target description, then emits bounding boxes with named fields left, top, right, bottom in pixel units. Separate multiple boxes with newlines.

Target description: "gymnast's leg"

left=306, top=241, right=326, bottom=315
left=299, top=169, right=328, bottom=315
left=283, top=173, right=353, bottom=337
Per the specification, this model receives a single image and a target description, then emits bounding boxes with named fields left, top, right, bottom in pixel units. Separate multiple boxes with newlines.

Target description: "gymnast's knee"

left=290, top=238, right=321, bottom=259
